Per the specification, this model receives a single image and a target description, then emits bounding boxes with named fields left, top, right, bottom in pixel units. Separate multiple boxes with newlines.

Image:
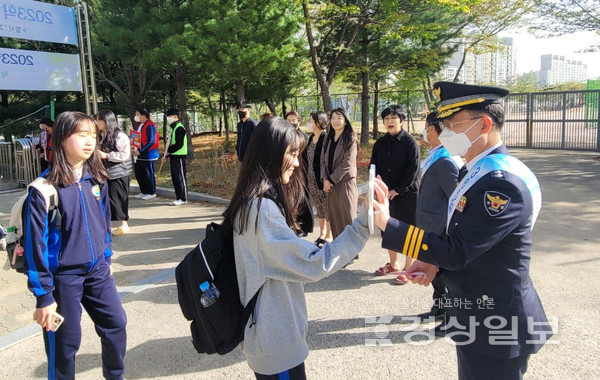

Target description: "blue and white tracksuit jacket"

left=23, top=172, right=113, bottom=308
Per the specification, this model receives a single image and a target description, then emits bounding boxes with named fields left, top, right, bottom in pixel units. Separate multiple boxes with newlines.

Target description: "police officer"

left=415, top=110, right=463, bottom=332
left=372, top=82, right=553, bottom=379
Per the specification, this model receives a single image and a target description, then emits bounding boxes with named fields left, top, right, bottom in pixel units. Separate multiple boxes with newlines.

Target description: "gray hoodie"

left=234, top=197, right=369, bottom=375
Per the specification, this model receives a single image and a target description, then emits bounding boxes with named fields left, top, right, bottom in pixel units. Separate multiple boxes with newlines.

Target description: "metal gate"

left=504, top=90, right=600, bottom=151
left=14, top=138, right=40, bottom=187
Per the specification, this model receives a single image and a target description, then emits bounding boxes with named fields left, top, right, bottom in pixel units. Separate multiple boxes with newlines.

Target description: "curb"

left=130, top=184, right=230, bottom=205
left=0, top=267, right=176, bottom=351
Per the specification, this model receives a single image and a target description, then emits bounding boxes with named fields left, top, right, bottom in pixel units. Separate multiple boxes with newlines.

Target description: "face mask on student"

left=134, top=115, right=141, bottom=123
left=238, top=111, right=247, bottom=119
left=167, top=117, right=175, bottom=124
left=307, top=123, right=314, bottom=133
left=438, top=118, right=482, bottom=156
left=421, top=127, right=429, bottom=144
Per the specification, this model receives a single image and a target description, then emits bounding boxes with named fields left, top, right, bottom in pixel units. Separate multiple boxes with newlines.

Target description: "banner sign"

left=0, top=48, right=82, bottom=91
left=0, top=0, right=78, bottom=45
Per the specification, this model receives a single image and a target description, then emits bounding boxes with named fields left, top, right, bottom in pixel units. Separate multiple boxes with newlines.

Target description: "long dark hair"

left=310, top=111, right=328, bottom=131
left=326, top=108, right=356, bottom=150
left=224, top=117, right=306, bottom=234
left=96, top=109, right=121, bottom=152
left=47, top=111, right=109, bottom=186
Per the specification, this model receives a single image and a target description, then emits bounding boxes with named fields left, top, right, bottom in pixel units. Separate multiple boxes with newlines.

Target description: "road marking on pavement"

left=0, top=267, right=176, bottom=351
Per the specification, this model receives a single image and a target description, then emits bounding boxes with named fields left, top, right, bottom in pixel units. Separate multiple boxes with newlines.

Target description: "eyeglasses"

left=442, top=117, right=481, bottom=131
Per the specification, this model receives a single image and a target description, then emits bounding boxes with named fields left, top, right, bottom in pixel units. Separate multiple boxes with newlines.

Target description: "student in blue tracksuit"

left=23, top=111, right=127, bottom=380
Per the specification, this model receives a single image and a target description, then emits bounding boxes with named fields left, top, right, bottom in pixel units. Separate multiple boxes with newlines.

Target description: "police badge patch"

left=484, top=191, right=510, bottom=217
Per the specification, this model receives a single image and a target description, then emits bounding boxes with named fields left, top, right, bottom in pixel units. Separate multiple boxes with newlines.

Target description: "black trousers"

left=134, top=159, right=156, bottom=195
left=169, top=156, right=188, bottom=201
left=456, top=346, right=530, bottom=380
left=255, top=362, right=306, bottom=380
left=432, top=274, right=447, bottom=308
left=44, top=260, right=127, bottom=380
left=107, top=176, right=130, bottom=221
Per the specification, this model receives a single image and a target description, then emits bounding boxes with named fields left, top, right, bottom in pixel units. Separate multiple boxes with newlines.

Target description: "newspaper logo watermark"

left=364, top=315, right=559, bottom=346
left=364, top=316, right=394, bottom=346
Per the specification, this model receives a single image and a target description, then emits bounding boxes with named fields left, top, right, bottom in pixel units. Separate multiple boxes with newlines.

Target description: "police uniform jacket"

left=415, top=151, right=460, bottom=234
left=382, top=145, right=552, bottom=358
left=23, top=170, right=112, bottom=309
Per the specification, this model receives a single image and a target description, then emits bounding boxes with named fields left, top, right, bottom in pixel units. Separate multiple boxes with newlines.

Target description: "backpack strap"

left=28, top=177, right=60, bottom=227
left=244, top=285, right=264, bottom=329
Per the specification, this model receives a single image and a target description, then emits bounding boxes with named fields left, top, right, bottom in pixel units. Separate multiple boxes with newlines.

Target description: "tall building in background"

left=537, top=54, right=588, bottom=87
left=440, top=37, right=516, bottom=85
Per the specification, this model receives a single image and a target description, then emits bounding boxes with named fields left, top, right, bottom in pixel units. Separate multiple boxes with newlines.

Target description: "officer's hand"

left=33, top=302, right=57, bottom=331
left=406, top=260, right=438, bottom=286
left=323, top=179, right=332, bottom=192
left=389, top=189, right=399, bottom=200
left=373, top=177, right=390, bottom=231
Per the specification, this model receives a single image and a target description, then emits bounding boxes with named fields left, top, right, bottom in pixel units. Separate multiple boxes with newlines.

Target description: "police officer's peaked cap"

left=432, top=81, right=510, bottom=119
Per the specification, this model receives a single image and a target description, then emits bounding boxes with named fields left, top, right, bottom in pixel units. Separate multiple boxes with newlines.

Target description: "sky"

left=500, top=31, right=600, bottom=79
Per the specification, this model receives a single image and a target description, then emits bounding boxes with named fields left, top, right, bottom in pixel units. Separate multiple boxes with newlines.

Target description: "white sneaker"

left=170, top=199, right=188, bottom=206
left=134, top=193, right=145, bottom=199
left=141, top=194, right=157, bottom=200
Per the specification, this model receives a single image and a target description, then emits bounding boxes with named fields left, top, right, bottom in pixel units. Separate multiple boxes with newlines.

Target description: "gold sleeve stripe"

left=407, top=226, right=421, bottom=259
left=403, top=225, right=415, bottom=256
left=412, top=229, right=425, bottom=260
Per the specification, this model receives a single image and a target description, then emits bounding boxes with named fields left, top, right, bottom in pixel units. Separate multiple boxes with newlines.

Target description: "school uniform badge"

left=484, top=191, right=510, bottom=216
left=92, top=185, right=101, bottom=200
left=456, top=196, right=467, bottom=212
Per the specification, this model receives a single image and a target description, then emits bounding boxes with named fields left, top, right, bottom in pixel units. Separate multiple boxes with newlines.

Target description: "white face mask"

left=134, top=115, right=141, bottom=123
left=167, top=117, right=175, bottom=124
left=421, top=127, right=429, bottom=143
left=438, top=118, right=481, bottom=157
left=306, top=122, right=314, bottom=133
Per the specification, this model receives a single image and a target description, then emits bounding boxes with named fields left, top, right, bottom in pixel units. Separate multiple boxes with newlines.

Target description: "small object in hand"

left=48, top=312, right=64, bottom=332
left=389, top=270, right=426, bottom=276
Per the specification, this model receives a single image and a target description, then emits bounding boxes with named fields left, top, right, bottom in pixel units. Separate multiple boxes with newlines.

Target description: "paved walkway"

left=0, top=149, right=599, bottom=379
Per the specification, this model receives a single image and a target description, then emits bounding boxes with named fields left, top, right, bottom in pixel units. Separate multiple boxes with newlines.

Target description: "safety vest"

left=170, top=122, right=188, bottom=156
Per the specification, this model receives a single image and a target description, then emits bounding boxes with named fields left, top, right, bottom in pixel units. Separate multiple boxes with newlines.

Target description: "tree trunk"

left=175, top=62, right=194, bottom=160
left=208, top=96, right=217, bottom=131
left=302, top=1, right=332, bottom=112
left=0, top=91, right=7, bottom=108
left=218, top=95, right=223, bottom=137
left=235, top=79, right=245, bottom=103
left=453, top=45, right=470, bottom=83
left=220, top=88, right=230, bottom=142
left=281, top=95, right=287, bottom=116
left=265, top=98, right=277, bottom=115
left=359, top=28, right=370, bottom=146
left=360, top=71, right=370, bottom=145
left=372, top=79, right=379, bottom=140
left=422, top=79, right=432, bottom=106
left=176, top=62, right=189, bottom=129
left=320, top=84, right=332, bottom=112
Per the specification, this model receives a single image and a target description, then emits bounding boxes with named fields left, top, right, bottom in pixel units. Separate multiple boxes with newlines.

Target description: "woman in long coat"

left=321, top=108, right=358, bottom=240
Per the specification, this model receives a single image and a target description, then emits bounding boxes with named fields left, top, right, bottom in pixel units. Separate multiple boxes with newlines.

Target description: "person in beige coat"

left=321, top=108, right=358, bottom=239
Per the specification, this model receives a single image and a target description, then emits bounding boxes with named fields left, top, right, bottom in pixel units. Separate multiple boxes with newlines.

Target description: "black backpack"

left=175, top=221, right=261, bottom=355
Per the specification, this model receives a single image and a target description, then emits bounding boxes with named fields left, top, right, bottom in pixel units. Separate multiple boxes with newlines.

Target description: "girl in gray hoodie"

left=223, top=117, right=370, bottom=379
